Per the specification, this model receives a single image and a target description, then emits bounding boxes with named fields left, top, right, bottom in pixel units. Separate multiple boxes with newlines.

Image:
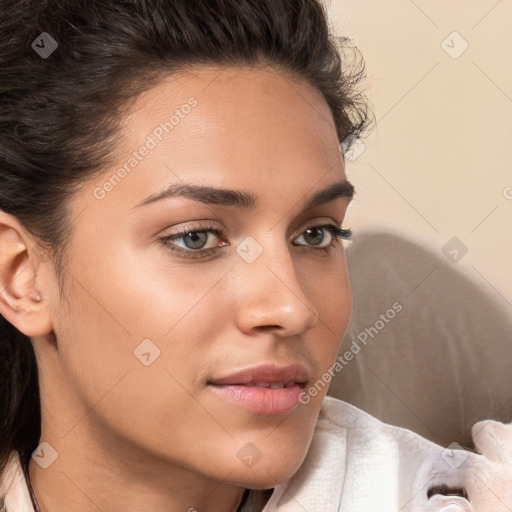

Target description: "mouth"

left=230, top=380, right=302, bottom=389
left=207, top=363, right=309, bottom=415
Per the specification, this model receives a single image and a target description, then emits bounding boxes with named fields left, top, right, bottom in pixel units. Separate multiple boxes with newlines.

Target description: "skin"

left=0, top=65, right=353, bottom=512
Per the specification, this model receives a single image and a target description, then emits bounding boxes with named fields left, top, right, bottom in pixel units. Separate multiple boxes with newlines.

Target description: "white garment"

left=0, top=396, right=505, bottom=512
left=261, top=396, right=472, bottom=511
left=0, top=450, right=32, bottom=512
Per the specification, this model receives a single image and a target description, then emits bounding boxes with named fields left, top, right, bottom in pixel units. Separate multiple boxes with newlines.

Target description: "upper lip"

left=208, top=363, right=309, bottom=387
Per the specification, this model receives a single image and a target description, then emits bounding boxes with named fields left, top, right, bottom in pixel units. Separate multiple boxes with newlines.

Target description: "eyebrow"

left=133, top=179, right=354, bottom=211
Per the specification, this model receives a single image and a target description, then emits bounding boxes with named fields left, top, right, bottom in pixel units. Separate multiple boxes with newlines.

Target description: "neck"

left=26, top=428, right=247, bottom=512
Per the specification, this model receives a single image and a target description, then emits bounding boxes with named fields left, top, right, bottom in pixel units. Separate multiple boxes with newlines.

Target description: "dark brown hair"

left=0, top=0, right=371, bottom=477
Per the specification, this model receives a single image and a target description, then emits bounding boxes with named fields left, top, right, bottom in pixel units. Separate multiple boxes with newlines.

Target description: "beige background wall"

left=326, top=0, right=512, bottom=306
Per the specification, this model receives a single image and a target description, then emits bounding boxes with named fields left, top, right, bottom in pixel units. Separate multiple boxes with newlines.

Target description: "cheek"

left=51, top=273, right=225, bottom=457
left=51, top=234, right=351, bottom=462
left=305, top=253, right=352, bottom=357
left=51, top=248, right=229, bottom=415
left=296, top=254, right=352, bottom=409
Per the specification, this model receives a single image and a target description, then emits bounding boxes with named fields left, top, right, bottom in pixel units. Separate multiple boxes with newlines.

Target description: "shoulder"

left=0, top=451, right=34, bottom=512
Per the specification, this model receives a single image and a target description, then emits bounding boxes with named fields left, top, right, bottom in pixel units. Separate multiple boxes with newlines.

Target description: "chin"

left=223, top=437, right=312, bottom=489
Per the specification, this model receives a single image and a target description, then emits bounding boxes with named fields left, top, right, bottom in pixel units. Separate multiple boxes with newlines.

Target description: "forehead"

left=124, top=64, right=335, bottom=128
left=82, top=64, right=345, bottom=217
left=120, top=63, right=339, bottom=162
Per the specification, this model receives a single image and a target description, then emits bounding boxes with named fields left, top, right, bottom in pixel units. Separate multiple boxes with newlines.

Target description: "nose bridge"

left=233, top=231, right=318, bottom=333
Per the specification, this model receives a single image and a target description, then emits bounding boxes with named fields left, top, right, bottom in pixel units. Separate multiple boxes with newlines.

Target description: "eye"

left=159, top=222, right=226, bottom=259
left=294, top=224, right=352, bottom=249
left=158, top=222, right=352, bottom=259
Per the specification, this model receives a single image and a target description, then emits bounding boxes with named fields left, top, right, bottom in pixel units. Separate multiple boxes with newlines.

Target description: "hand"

left=462, top=419, right=512, bottom=510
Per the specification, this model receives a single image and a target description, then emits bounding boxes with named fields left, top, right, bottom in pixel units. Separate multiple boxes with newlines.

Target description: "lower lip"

left=207, top=383, right=304, bottom=415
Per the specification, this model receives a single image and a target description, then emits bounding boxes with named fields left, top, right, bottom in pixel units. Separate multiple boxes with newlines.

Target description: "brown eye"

left=302, top=227, right=326, bottom=246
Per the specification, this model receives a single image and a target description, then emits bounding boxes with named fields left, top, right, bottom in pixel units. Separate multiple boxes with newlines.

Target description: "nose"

left=233, top=235, right=319, bottom=337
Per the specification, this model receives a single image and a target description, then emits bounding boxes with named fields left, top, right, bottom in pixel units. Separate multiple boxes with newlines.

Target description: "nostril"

left=427, top=484, right=469, bottom=500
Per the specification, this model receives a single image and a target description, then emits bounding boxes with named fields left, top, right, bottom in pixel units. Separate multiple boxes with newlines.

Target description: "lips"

left=208, top=363, right=308, bottom=387
left=207, top=363, right=309, bottom=415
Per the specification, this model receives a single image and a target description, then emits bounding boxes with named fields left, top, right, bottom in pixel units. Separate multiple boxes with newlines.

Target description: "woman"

left=0, top=1, right=506, bottom=511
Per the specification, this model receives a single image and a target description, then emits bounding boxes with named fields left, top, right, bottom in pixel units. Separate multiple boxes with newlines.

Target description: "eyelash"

left=158, top=222, right=352, bottom=260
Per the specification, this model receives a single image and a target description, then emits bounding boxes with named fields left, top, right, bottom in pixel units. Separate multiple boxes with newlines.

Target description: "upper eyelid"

left=163, top=221, right=345, bottom=250
left=167, top=219, right=342, bottom=239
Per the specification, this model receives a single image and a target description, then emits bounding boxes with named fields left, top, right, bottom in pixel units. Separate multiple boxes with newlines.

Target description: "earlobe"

left=0, top=211, right=53, bottom=337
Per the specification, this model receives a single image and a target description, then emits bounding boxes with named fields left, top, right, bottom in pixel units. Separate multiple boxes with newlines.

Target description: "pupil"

left=185, top=232, right=207, bottom=249
left=305, top=227, right=324, bottom=246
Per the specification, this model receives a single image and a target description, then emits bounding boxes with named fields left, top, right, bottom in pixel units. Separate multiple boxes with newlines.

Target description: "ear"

left=0, top=211, right=53, bottom=337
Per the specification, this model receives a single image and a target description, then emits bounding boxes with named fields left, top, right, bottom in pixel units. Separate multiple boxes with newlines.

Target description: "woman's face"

left=37, top=65, right=353, bottom=489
